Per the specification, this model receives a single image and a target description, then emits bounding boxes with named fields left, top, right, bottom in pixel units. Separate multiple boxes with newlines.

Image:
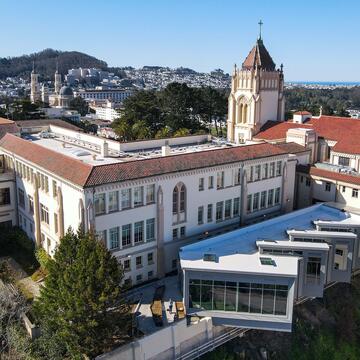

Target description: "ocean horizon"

left=286, top=81, right=360, bottom=86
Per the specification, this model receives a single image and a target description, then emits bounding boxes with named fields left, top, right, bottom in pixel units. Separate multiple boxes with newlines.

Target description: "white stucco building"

left=0, top=124, right=306, bottom=286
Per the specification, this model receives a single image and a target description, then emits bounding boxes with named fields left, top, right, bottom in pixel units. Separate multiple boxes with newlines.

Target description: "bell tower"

left=54, top=59, right=62, bottom=95
left=30, top=61, right=41, bottom=103
left=227, top=21, right=285, bottom=143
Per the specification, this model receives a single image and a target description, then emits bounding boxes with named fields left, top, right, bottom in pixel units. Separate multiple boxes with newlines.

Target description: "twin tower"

left=227, top=32, right=285, bottom=143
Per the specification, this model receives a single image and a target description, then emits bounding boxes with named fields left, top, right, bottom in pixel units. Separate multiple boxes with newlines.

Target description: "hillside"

left=0, top=48, right=107, bottom=80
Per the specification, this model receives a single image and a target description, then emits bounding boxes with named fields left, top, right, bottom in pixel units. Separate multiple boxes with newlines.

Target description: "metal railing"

left=176, top=327, right=248, bottom=360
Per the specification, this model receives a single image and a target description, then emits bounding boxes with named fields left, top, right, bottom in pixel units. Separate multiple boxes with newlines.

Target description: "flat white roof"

left=180, top=204, right=360, bottom=276
left=256, top=240, right=330, bottom=251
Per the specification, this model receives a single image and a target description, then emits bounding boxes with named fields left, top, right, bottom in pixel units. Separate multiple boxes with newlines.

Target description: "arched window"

left=173, top=183, right=187, bottom=221
left=180, top=185, right=186, bottom=212
left=173, top=187, right=178, bottom=214
left=242, top=104, right=248, bottom=123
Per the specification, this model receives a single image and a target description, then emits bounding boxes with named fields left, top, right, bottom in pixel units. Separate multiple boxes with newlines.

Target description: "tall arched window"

left=173, top=183, right=187, bottom=222
left=179, top=185, right=186, bottom=212
left=242, top=104, right=248, bottom=123
left=172, top=187, right=178, bottom=214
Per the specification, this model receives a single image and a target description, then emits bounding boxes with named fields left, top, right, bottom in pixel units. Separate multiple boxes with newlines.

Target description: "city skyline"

left=2, top=0, right=360, bottom=82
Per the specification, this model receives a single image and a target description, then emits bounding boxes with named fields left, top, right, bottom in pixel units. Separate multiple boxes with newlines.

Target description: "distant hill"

left=0, top=48, right=107, bottom=80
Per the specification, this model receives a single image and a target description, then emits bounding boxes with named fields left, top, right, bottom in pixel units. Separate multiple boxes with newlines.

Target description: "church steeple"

left=241, top=21, right=276, bottom=71
left=227, top=23, right=285, bottom=143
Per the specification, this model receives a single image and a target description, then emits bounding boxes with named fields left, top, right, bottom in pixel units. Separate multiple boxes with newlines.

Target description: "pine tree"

left=34, top=229, right=130, bottom=358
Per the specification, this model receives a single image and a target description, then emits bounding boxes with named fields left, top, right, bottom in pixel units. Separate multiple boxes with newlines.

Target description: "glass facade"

left=189, top=279, right=288, bottom=316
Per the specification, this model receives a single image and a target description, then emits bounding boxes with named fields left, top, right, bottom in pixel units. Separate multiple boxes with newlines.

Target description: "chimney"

left=101, top=141, right=109, bottom=158
left=161, top=140, right=170, bottom=156
left=293, top=111, right=312, bottom=124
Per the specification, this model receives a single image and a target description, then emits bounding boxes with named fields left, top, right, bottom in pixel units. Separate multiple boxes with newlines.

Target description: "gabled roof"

left=0, top=133, right=92, bottom=187
left=242, top=39, right=276, bottom=71
left=84, top=142, right=289, bottom=187
left=0, top=133, right=298, bottom=188
left=255, top=115, right=360, bottom=155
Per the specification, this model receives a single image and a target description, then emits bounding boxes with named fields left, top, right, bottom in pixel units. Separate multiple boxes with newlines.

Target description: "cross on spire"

left=258, top=19, right=263, bottom=40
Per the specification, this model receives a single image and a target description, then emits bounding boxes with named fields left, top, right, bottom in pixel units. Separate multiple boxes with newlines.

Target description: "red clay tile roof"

left=0, top=134, right=297, bottom=188
left=242, top=39, right=276, bottom=71
left=309, top=167, right=360, bottom=186
left=272, top=142, right=308, bottom=154
left=294, top=111, right=312, bottom=115
left=0, top=133, right=92, bottom=187
left=84, top=142, right=289, bottom=187
left=0, top=118, right=20, bottom=139
left=255, top=115, right=360, bottom=154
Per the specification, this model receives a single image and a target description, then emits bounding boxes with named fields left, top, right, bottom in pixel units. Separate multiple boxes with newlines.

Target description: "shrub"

left=35, top=248, right=50, bottom=270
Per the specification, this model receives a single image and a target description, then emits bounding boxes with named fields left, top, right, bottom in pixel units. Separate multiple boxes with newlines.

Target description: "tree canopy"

left=34, top=229, right=130, bottom=358
left=112, top=83, right=228, bottom=140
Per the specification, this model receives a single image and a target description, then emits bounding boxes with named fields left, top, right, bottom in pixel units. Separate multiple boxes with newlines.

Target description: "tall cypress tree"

left=34, top=229, right=130, bottom=358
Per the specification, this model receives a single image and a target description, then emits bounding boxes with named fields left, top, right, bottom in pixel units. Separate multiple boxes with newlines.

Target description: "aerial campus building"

left=1, top=30, right=360, bottom=337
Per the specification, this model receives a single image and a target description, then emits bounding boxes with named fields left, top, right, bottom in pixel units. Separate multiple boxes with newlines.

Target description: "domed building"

left=58, top=85, right=74, bottom=108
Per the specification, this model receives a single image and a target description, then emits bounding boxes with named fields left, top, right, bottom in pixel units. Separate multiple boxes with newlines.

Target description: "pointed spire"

left=56, top=58, right=59, bottom=73
left=32, top=60, right=35, bottom=73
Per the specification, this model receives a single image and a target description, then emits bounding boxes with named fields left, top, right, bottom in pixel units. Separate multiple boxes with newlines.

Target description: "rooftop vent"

left=203, top=253, right=217, bottom=262
left=260, top=257, right=276, bottom=266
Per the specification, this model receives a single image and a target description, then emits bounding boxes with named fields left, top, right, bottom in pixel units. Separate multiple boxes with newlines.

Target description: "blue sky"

left=2, top=0, right=359, bottom=81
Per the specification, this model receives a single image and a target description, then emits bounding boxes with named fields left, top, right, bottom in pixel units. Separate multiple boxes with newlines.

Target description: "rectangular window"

left=198, top=206, right=204, bottom=225
left=122, top=224, right=131, bottom=247
left=180, top=226, right=186, bottom=237
left=134, top=221, right=144, bottom=244
left=217, top=171, right=224, bottom=189
left=18, top=188, right=25, bottom=208
left=173, top=228, right=178, bottom=240
left=109, top=227, right=119, bottom=250
left=147, top=252, right=153, bottom=264
left=134, top=186, right=144, bottom=207
left=96, top=230, right=106, bottom=245
left=225, top=282, right=237, bottom=311
left=247, top=194, right=252, bottom=212
left=238, top=282, right=250, bottom=312
left=253, top=193, right=259, bottom=211
left=40, top=204, right=49, bottom=224
left=146, top=218, right=155, bottom=241
left=208, top=176, right=214, bottom=189
left=306, top=178, right=311, bottom=187
left=269, top=162, right=275, bottom=177
left=207, top=204, right=213, bottom=222
left=254, top=165, right=261, bottom=181
left=234, top=168, right=241, bottom=185
left=262, top=163, right=268, bottom=179
left=121, top=188, right=131, bottom=209
left=108, top=191, right=119, bottom=212
left=216, top=201, right=223, bottom=222
left=224, top=199, right=232, bottom=219
left=338, top=156, right=350, bottom=166
left=342, top=186, right=346, bottom=193
left=233, top=197, right=240, bottom=217
left=94, top=193, right=106, bottom=215
left=146, top=184, right=155, bottom=204
left=276, top=161, right=282, bottom=176
left=325, top=182, right=331, bottom=192
left=199, top=178, right=204, bottom=191
left=136, top=274, right=142, bottom=282
left=247, top=166, right=253, bottom=182
left=268, top=189, right=274, bottom=206
left=52, top=180, right=57, bottom=198
left=352, top=189, right=358, bottom=198
left=123, top=259, right=131, bottom=272
left=0, top=188, right=10, bottom=206
left=274, top=187, right=281, bottom=204
left=136, top=256, right=142, bottom=268
left=306, top=257, right=321, bottom=284
left=260, top=191, right=266, bottom=209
